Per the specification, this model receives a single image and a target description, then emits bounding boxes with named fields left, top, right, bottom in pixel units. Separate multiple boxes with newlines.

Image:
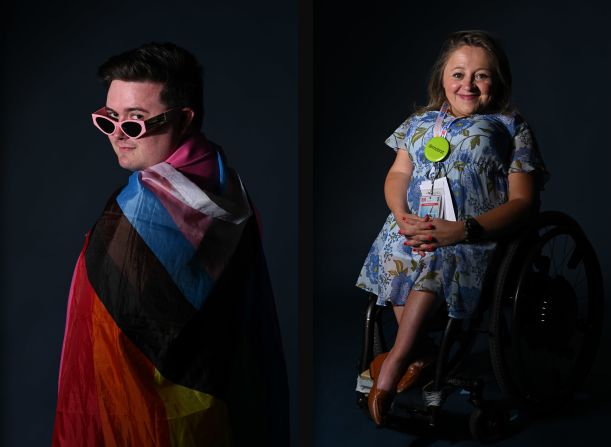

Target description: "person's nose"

left=461, top=77, right=478, bottom=92
left=111, top=121, right=128, bottom=139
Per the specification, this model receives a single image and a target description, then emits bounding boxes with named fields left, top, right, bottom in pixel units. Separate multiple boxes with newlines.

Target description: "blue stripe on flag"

left=116, top=172, right=212, bottom=310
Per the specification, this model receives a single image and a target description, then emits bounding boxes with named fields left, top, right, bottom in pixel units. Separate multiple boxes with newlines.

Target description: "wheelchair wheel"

left=489, top=211, right=603, bottom=406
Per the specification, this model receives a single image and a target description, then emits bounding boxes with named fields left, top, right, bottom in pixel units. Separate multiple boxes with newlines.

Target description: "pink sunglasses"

left=91, top=107, right=180, bottom=139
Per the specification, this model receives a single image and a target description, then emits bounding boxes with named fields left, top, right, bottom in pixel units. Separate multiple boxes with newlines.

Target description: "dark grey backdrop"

left=0, top=2, right=297, bottom=446
left=315, top=1, right=611, bottom=445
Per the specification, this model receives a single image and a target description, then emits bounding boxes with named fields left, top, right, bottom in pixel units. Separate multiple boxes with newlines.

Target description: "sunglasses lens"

left=121, top=122, right=143, bottom=138
left=95, top=116, right=116, bottom=134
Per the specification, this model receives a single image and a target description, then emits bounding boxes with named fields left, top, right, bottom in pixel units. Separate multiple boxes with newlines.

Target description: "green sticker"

left=424, top=136, right=450, bottom=162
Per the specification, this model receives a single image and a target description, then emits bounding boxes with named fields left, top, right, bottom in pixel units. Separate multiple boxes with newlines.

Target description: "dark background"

left=315, top=1, right=611, bottom=445
left=0, top=2, right=298, bottom=446
left=3, top=1, right=611, bottom=446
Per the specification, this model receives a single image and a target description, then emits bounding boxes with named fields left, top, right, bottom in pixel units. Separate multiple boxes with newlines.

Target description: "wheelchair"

left=355, top=211, right=604, bottom=442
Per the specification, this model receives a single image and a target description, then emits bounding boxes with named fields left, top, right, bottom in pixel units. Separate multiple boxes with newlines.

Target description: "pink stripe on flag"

left=140, top=170, right=213, bottom=248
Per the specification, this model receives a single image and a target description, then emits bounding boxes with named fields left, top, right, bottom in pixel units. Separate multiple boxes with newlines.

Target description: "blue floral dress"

left=356, top=110, right=547, bottom=319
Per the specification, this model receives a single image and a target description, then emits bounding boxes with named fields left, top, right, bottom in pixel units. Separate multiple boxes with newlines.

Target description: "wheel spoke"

left=557, top=236, right=573, bottom=273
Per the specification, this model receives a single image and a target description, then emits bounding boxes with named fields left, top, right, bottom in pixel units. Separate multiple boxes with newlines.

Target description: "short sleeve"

left=384, top=116, right=415, bottom=152
left=508, top=119, right=550, bottom=189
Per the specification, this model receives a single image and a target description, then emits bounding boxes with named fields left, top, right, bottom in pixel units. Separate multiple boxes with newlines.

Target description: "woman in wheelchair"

left=356, top=30, right=548, bottom=426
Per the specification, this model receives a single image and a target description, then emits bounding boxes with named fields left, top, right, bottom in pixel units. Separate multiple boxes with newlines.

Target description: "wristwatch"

left=463, top=217, right=484, bottom=243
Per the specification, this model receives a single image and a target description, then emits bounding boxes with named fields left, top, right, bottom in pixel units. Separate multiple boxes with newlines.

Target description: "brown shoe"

left=369, top=352, right=388, bottom=381
left=396, top=356, right=434, bottom=393
left=367, top=382, right=394, bottom=426
left=370, top=352, right=433, bottom=393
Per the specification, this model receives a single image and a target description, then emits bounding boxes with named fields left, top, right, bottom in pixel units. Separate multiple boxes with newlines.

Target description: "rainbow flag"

left=53, top=154, right=288, bottom=446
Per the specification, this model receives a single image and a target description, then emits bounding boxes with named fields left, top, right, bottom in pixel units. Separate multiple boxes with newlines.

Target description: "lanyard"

left=426, top=102, right=456, bottom=192
left=433, top=102, right=451, bottom=138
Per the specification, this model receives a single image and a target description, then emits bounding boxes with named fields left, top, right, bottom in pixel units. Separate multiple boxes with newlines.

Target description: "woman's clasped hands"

left=396, top=213, right=465, bottom=256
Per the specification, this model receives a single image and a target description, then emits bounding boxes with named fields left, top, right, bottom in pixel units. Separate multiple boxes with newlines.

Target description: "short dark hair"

left=98, top=42, right=204, bottom=132
left=420, top=30, right=513, bottom=115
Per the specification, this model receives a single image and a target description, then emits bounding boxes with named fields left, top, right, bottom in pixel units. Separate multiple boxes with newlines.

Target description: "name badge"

left=418, top=194, right=442, bottom=218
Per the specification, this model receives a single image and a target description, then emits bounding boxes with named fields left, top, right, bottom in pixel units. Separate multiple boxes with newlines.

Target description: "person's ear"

left=179, top=108, right=195, bottom=135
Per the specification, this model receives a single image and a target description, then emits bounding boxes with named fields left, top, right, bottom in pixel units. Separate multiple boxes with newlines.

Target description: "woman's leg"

left=376, top=290, right=442, bottom=391
left=393, top=305, right=403, bottom=324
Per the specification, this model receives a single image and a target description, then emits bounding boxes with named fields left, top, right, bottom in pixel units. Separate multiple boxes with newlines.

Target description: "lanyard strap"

left=433, top=102, right=451, bottom=138
left=428, top=102, right=454, bottom=186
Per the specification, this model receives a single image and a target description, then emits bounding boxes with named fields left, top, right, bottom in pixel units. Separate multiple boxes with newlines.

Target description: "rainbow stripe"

left=53, top=163, right=288, bottom=446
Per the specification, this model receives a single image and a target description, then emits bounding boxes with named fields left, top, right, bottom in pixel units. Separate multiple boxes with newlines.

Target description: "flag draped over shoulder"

left=53, top=135, right=289, bottom=447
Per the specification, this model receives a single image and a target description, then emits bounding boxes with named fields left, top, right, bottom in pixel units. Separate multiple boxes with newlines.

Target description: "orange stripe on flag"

left=92, top=296, right=172, bottom=446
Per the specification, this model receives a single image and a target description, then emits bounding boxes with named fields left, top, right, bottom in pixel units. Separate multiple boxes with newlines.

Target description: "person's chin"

left=117, top=155, right=139, bottom=171
left=459, top=103, right=481, bottom=116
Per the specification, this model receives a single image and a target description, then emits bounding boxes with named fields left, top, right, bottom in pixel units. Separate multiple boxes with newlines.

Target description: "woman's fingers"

left=404, top=240, right=439, bottom=255
left=399, top=223, right=435, bottom=236
left=401, top=214, right=426, bottom=222
left=403, top=235, right=436, bottom=247
left=400, top=214, right=429, bottom=226
left=397, top=214, right=435, bottom=238
left=402, top=232, right=435, bottom=243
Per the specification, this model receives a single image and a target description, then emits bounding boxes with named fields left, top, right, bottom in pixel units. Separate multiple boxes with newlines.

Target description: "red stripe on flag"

left=53, top=249, right=104, bottom=446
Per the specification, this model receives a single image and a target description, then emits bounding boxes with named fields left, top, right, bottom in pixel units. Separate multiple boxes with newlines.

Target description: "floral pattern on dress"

left=355, top=110, right=548, bottom=319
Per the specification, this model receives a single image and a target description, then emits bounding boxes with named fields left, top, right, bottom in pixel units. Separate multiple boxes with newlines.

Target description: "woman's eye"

left=452, top=72, right=463, bottom=79
left=475, top=73, right=490, bottom=80
left=130, top=114, right=145, bottom=120
left=107, top=111, right=119, bottom=119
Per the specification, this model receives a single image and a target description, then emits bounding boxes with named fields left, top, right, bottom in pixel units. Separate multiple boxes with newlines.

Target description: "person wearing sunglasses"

left=52, top=42, right=289, bottom=447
